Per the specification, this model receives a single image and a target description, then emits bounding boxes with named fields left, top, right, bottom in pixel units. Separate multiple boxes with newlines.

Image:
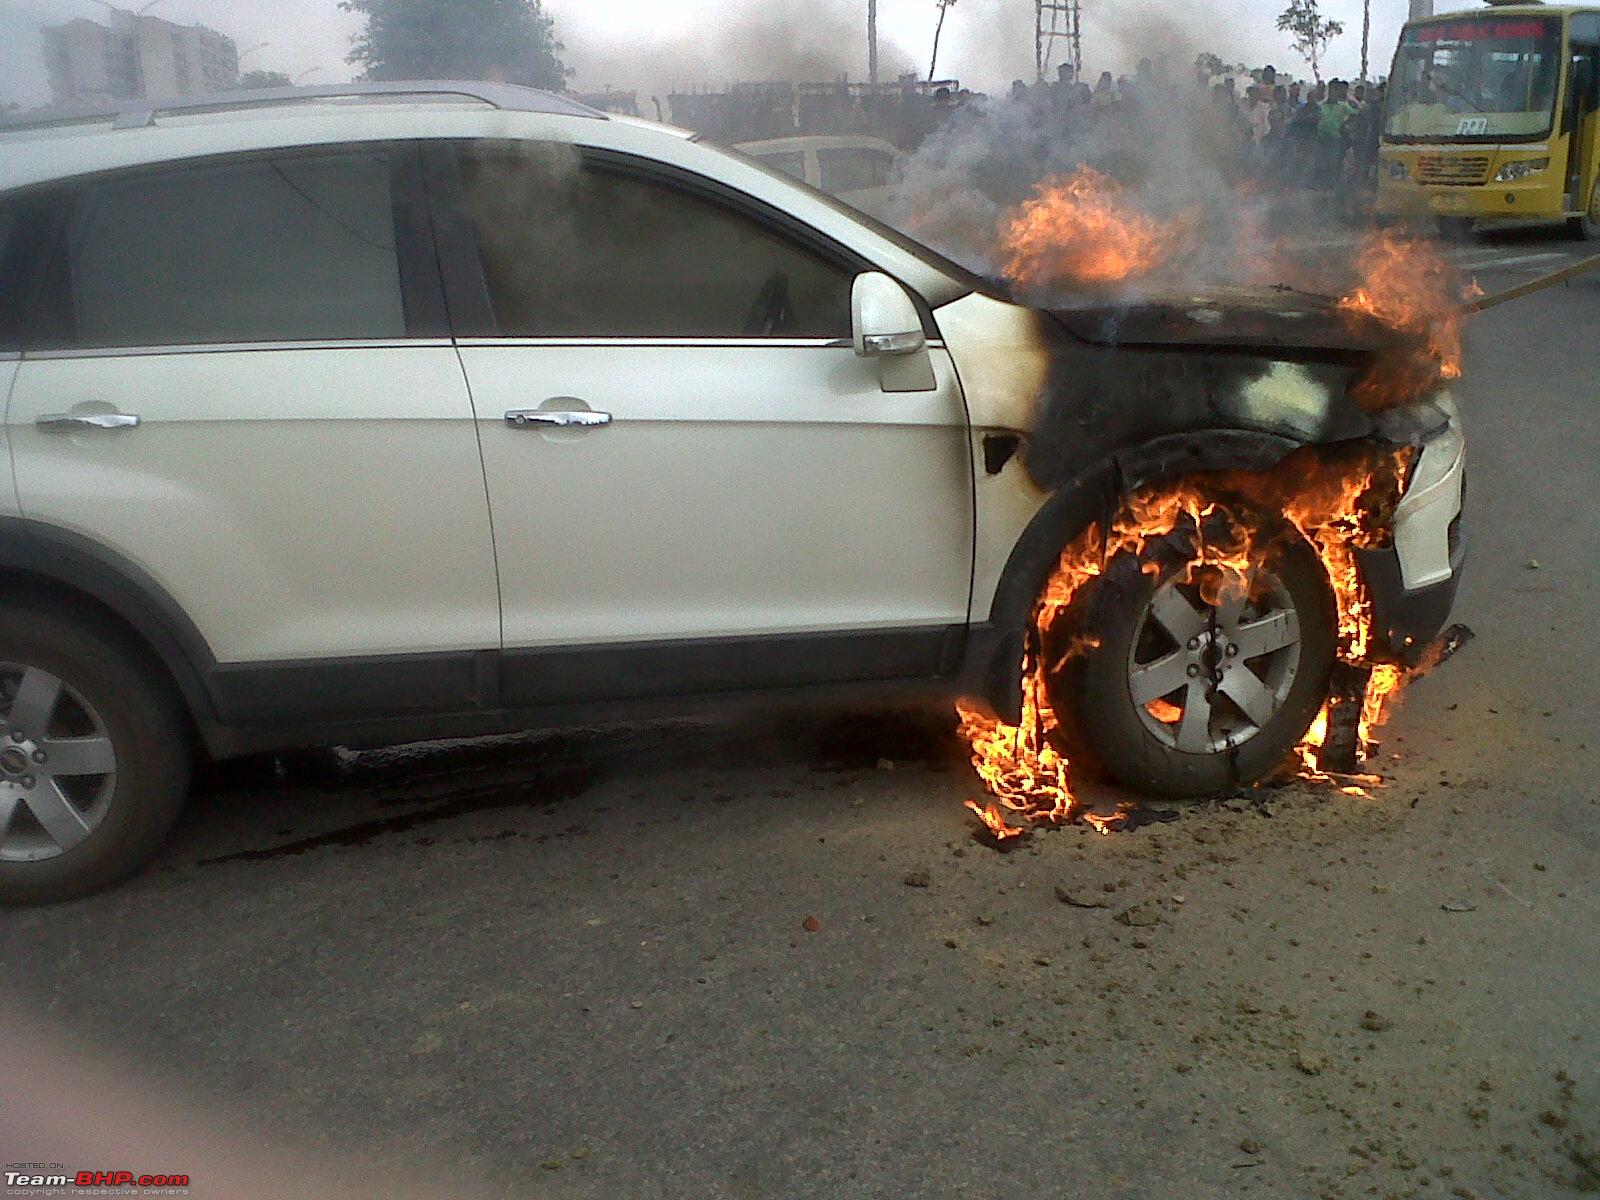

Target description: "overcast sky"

left=1, top=0, right=1483, bottom=109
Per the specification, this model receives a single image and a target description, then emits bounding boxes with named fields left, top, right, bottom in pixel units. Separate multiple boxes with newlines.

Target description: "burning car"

left=0, top=83, right=1463, bottom=901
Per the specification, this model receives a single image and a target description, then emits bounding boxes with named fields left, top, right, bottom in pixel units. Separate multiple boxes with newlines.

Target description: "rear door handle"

left=505, top=409, right=611, bottom=429
left=37, top=412, right=141, bottom=431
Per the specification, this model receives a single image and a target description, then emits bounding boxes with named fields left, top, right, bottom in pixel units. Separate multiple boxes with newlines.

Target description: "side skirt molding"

left=206, top=624, right=966, bottom=757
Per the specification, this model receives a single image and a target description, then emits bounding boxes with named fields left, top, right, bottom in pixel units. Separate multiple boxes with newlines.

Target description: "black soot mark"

left=198, top=761, right=600, bottom=865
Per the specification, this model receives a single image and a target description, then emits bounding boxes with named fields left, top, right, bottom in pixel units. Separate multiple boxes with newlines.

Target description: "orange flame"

left=999, top=168, right=1190, bottom=291
left=1338, top=231, right=1482, bottom=410
left=963, top=799, right=1030, bottom=842
left=957, top=447, right=1415, bottom=835
left=1146, top=697, right=1184, bottom=723
left=1082, top=809, right=1129, bottom=835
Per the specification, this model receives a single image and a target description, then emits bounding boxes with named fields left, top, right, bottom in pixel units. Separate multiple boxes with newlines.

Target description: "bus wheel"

left=1569, top=182, right=1600, bottom=240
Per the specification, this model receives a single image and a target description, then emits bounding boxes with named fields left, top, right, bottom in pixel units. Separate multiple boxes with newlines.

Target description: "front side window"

left=457, top=144, right=853, bottom=338
left=51, top=149, right=405, bottom=349
left=1385, top=16, right=1563, bottom=141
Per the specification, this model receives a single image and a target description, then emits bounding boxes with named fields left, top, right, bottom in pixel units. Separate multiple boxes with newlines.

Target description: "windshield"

left=1385, top=15, right=1563, bottom=140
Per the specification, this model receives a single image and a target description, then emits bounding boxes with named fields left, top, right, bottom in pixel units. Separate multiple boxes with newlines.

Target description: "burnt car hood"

left=1049, top=285, right=1394, bottom=359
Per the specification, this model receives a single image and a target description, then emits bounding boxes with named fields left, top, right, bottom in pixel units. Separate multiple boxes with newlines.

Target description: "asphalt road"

left=3, top=234, right=1598, bottom=1200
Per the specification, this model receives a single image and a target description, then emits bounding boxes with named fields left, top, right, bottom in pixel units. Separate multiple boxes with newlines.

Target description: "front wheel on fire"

left=1043, top=510, right=1337, bottom=798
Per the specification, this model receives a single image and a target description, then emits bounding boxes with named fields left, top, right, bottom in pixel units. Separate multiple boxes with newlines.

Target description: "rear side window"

left=46, top=149, right=405, bottom=349
left=817, top=148, right=894, bottom=194
left=0, top=195, right=56, bottom=352
left=0, top=205, right=20, bottom=350
left=457, top=144, right=853, bottom=338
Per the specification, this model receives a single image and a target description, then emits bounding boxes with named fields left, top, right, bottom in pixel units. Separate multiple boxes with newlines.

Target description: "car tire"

left=0, top=603, right=191, bottom=905
left=1042, top=508, right=1337, bottom=799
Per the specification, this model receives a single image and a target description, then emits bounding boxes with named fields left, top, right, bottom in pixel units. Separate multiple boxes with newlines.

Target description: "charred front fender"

left=942, top=295, right=1390, bottom=723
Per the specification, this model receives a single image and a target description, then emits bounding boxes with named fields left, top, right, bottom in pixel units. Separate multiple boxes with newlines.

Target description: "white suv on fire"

left=0, top=83, right=1466, bottom=902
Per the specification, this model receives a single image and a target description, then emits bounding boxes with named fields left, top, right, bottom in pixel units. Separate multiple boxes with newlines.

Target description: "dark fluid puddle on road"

left=194, top=706, right=962, bottom=866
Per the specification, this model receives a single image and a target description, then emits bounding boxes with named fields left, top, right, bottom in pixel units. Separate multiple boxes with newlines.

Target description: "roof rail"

left=0, top=80, right=605, bottom=134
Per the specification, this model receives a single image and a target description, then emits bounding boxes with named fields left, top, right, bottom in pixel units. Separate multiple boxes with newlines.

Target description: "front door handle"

left=37, top=412, right=141, bottom=431
left=505, top=409, right=611, bottom=429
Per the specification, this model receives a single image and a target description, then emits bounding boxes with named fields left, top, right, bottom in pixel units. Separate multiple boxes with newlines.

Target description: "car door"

left=436, top=140, right=974, bottom=705
left=6, top=144, right=501, bottom=725
left=0, top=197, right=26, bottom=522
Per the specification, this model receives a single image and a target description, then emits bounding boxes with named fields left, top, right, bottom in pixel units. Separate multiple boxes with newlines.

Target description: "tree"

left=1196, top=51, right=1228, bottom=83
left=1276, top=0, right=1343, bottom=84
left=239, top=69, right=293, bottom=89
left=928, top=0, right=956, bottom=83
left=342, top=0, right=567, bottom=89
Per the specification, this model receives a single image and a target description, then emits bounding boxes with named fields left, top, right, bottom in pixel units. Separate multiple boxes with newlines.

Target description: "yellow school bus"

left=1378, top=1, right=1600, bottom=236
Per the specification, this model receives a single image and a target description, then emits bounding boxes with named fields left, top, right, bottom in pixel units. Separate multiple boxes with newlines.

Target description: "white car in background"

left=735, top=134, right=901, bottom=218
left=0, top=83, right=1464, bottom=902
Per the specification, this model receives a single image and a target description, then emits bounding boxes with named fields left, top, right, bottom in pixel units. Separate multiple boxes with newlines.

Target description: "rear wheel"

left=0, top=605, right=190, bottom=905
left=1043, top=510, right=1337, bottom=798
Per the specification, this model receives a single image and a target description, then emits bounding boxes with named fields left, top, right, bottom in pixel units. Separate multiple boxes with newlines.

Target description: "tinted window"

left=817, top=148, right=894, bottom=194
left=458, top=145, right=853, bottom=338
left=0, top=203, right=22, bottom=349
left=717, top=142, right=990, bottom=297
left=0, top=192, right=66, bottom=351
left=54, top=150, right=404, bottom=348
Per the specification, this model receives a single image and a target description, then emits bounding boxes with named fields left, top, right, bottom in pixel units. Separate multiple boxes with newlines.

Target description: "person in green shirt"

left=1319, top=79, right=1357, bottom=139
left=1317, top=79, right=1358, bottom=192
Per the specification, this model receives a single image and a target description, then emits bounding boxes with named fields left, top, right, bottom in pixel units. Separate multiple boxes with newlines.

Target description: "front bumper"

left=1359, top=395, right=1467, bottom=665
left=1376, top=178, right=1558, bottom=221
left=1376, top=150, right=1566, bottom=221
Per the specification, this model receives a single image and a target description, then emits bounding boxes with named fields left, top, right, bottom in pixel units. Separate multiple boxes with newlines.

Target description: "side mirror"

left=852, top=272, right=926, bottom=357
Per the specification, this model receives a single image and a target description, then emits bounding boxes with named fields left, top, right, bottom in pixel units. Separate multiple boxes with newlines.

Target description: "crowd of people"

left=996, top=57, right=1389, bottom=218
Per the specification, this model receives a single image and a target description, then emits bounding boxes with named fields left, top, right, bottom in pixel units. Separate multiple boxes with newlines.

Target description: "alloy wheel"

left=1127, top=570, right=1303, bottom=754
left=0, top=664, right=118, bottom=862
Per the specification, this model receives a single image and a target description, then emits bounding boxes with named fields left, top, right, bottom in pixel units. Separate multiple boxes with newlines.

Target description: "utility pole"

left=1360, top=0, right=1370, bottom=84
left=868, top=0, right=879, bottom=86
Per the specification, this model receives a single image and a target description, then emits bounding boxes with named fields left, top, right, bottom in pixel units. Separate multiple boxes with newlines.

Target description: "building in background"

left=43, top=9, right=239, bottom=105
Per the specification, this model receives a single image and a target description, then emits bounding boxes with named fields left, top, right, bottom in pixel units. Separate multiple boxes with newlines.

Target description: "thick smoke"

left=884, top=12, right=1339, bottom=302
left=565, top=0, right=914, bottom=99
